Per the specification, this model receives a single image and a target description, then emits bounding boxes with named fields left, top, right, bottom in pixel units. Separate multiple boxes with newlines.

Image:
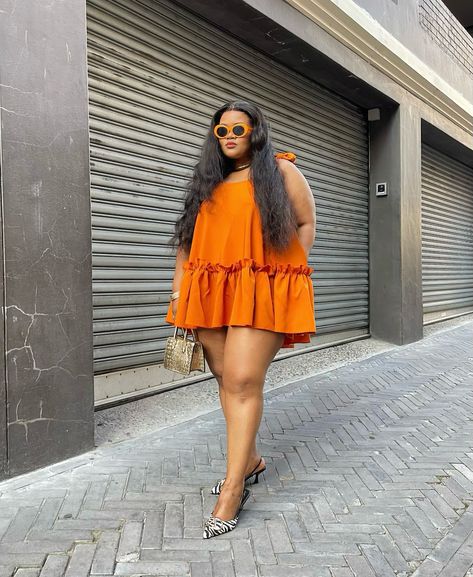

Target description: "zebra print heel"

left=210, top=478, right=225, bottom=495
left=203, top=488, right=250, bottom=539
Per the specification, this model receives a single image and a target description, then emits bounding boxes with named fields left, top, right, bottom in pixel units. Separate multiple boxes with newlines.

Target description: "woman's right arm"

left=171, top=245, right=190, bottom=316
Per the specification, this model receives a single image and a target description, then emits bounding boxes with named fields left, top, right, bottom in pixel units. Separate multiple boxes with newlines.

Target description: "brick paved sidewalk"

left=0, top=323, right=473, bottom=577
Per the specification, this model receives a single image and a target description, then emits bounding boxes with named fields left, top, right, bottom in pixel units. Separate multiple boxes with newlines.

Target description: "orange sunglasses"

left=213, top=122, right=253, bottom=139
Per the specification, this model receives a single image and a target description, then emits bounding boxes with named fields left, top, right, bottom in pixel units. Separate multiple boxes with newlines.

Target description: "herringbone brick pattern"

left=0, top=323, right=473, bottom=576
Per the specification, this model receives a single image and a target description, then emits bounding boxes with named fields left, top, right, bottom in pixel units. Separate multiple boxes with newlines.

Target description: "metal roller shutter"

left=86, top=0, right=369, bottom=374
left=422, top=144, right=473, bottom=323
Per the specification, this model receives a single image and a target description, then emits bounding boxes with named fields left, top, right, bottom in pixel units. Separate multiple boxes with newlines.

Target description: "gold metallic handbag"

left=163, top=326, right=205, bottom=375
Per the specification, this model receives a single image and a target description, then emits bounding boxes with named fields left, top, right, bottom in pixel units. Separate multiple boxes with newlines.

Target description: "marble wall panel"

left=0, top=0, right=94, bottom=478
left=0, top=164, right=6, bottom=476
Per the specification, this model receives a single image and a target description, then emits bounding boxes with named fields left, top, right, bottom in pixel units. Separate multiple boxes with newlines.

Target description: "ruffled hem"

left=183, top=257, right=313, bottom=277
left=281, top=331, right=316, bottom=348
left=165, top=257, right=316, bottom=347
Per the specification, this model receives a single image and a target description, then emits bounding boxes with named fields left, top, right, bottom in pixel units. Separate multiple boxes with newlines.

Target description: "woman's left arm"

left=277, top=159, right=316, bottom=259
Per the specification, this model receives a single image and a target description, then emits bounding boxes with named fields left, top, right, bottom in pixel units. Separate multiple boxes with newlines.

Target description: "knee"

left=221, top=369, right=262, bottom=399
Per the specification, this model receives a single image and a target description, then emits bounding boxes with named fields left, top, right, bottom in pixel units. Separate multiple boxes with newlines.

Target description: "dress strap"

left=275, top=152, right=297, bottom=163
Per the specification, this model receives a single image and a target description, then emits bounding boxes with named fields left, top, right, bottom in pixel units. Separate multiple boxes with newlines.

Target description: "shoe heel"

left=251, top=466, right=266, bottom=485
left=240, top=488, right=251, bottom=510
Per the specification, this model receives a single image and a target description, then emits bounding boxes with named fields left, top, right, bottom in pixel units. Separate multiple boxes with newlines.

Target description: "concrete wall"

left=0, top=0, right=95, bottom=479
left=369, top=106, right=423, bottom=344
left=0, top=190, right=6, bottom=475
left=227, top=0, right=471, bottom=149
left=352, top=0, right=473, bottom=103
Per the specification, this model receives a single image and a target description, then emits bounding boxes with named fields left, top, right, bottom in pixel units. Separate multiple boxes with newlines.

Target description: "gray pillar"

left=0, top=213, right=5, bottom=474
left=0, top=0, right=94, bottom=479
left=369, top=105, right=423, bottom=345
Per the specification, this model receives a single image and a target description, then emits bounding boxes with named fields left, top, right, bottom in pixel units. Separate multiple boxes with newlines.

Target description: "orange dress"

left=165, top=164, right=316, bottom=348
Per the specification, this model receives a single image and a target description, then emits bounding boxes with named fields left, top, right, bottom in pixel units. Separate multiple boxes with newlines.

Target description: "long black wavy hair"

left=170, top=100, right=298, bottom=254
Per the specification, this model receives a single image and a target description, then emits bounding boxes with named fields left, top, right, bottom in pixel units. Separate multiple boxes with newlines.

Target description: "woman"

left=165, top=100, right=316, bottom=538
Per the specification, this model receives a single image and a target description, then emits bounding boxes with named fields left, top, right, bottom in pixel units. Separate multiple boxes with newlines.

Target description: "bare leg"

left=212, top=326, right=285, bottom=521
left=196, top=327, right=264, bottom=476
left=195, top=327, right=227, bottom=421
left=216, top=379, right=261, bottom=471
